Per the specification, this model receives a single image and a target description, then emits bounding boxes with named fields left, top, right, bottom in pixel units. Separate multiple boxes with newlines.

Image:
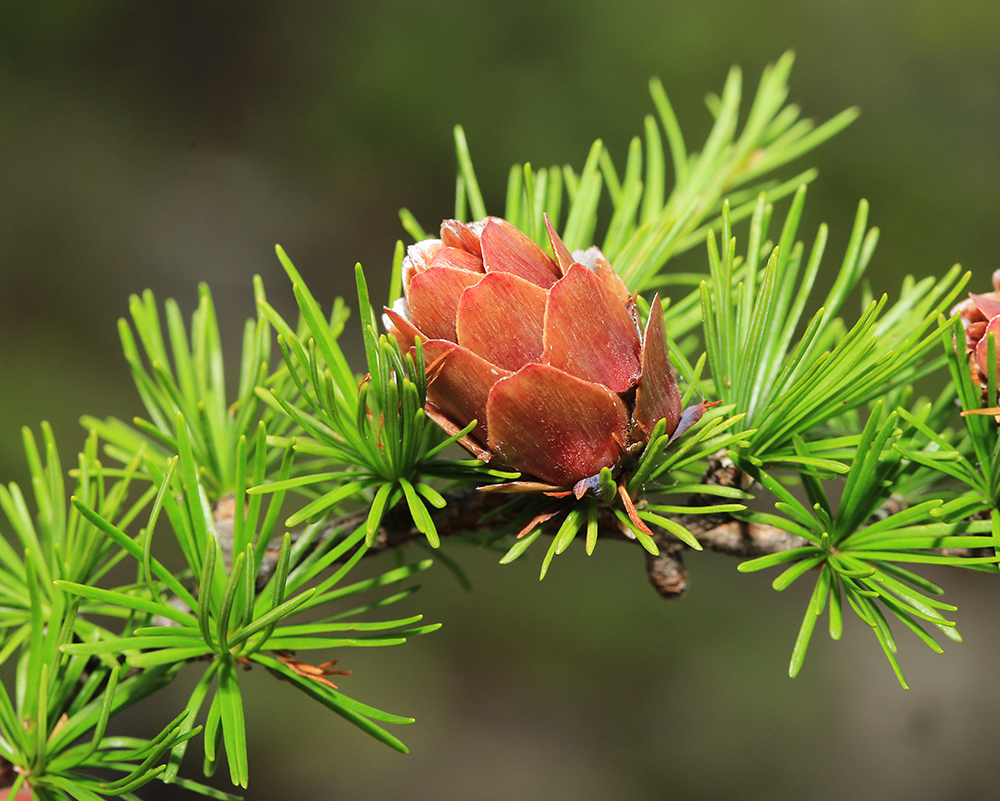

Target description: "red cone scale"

left=952, top=270, right=1000, bottom=388
left=386, top=215, right=692, bottom=487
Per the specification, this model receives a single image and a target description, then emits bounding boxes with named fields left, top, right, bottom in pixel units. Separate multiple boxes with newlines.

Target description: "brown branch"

left=247, top=455, right=983, bottom=602
left=252, top=460, right=808, bottom=601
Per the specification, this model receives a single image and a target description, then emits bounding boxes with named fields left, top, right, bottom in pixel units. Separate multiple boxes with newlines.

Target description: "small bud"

left=952, top=283, right=1000, bottom=392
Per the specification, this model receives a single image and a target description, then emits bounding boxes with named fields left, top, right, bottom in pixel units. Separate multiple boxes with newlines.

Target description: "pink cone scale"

left=952, top=270, right=1000, bottom=389
left=386, top=215, right=698, bottom=488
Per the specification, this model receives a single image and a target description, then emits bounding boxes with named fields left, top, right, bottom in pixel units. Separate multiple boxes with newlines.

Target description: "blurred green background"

left=2, top=1, right=1000, bottom=799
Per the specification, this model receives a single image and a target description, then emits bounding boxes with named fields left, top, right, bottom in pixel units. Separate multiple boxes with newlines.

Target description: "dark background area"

left=1, top=2, right=999, bottom=799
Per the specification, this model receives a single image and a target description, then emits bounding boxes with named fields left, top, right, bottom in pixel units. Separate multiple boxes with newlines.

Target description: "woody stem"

left=253, top=462, right=808, bottom=600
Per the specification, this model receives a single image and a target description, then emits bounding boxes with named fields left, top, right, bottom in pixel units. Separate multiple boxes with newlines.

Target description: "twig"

left=252, top=461, right=810, bottom=600
left=246, top=457, right=983, bottom=602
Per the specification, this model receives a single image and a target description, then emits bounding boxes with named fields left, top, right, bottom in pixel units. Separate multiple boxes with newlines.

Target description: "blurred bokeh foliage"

left=2, top=2, right=1000, bottom=799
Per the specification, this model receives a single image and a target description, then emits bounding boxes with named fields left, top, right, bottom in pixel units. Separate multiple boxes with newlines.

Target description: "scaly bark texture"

left=254, top=456, right=815, bottom=600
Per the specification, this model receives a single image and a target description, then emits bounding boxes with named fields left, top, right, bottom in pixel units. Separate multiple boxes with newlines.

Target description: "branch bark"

left=254, top=456, right=810, bottom=600
left=251, top=451, right=993, bottom=601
